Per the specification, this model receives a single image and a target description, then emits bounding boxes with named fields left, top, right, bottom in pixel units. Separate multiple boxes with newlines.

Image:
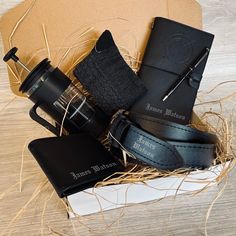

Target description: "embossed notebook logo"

left=145, top=103, right=186, bottom=121
left=145, top=103, right=162, bottom=114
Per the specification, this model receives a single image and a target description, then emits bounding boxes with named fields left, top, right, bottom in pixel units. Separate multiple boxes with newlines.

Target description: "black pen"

left=162, top=47, right=210, bottom=102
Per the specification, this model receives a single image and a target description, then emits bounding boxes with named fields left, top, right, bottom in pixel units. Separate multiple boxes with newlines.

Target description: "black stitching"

left=174, top=145, right=213, bottom=150
left=132, top=115, right=212, bottom=139
left=126, top=147, right=179, bottom=168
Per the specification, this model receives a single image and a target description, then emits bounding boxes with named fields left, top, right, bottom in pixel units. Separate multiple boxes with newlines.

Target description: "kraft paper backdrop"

left=0, top=0, right=202, bottom=96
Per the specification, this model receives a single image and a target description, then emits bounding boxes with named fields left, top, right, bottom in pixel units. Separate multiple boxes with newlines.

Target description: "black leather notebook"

left=28, top=134, right=124, bottom=197
left=131, top=17, right=214, bottom=124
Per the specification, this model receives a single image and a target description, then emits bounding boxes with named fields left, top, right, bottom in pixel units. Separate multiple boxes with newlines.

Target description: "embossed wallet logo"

left=70, top=162, right=118, bottom=180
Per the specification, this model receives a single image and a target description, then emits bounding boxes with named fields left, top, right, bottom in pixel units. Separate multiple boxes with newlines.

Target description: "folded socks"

left=74, top=30, right=146, bottom=116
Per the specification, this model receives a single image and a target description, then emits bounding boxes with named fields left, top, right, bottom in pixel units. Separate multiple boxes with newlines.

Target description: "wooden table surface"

left=0, top=0, right=236, bottom=235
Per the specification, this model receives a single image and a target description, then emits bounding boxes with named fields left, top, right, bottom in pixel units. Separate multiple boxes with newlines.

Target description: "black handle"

left=3, top=47, right=19, bottom=62
left=29, top=103, right=60, bottom=136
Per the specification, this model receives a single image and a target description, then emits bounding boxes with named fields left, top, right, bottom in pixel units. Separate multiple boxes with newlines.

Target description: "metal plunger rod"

left=3, top=47, right=31, bottom=73
left=16, top=60, right=31, bottom=73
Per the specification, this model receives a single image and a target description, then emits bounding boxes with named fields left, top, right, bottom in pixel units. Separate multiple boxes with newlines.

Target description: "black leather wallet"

left=28, top=133, right=124, bottom=197
left=131, top=17, right=214, bottom=124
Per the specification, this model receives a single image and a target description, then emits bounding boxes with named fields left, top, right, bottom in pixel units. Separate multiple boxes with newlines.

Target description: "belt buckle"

left=108, top=110, right=137, bottom=166
left=110, top=109, right=126, bottom=124
left=108, top=109, right=126, bottom=147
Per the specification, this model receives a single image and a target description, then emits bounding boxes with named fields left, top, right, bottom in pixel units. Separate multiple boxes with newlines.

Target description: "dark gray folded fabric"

left=73, top=30, right=146, bottom=116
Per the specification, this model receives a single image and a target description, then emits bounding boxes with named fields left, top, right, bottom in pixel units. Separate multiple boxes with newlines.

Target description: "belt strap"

left=109, top=112, right=218, bottom=171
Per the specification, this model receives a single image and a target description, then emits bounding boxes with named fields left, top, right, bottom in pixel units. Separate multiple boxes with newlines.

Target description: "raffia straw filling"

left=1, top=2, right=236, bottom=234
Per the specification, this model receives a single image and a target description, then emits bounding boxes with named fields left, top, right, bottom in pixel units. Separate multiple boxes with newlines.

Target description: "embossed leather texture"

left=74, top=30, right=146, bottom=116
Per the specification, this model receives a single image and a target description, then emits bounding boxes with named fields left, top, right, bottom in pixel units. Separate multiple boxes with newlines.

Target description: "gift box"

left=0, top=0, right=230, bottom=218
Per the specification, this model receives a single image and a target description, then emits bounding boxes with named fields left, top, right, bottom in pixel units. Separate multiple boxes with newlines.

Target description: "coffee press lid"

left=19, top=58, right=51, bottom=93
left=3, top=47, right=51, bottom=95
left=3, top=48, right=72, bottom=104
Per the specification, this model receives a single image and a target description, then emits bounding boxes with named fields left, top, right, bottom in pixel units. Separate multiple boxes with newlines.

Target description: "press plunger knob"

left=3, top=47, right=19, bottom=62
left=3, top=47, right=31, bottom=73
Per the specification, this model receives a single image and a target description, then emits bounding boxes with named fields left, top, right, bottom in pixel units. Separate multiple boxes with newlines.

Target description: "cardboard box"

left=1, top=0, right=213, bottom=217
left=68, top=163, right=228, bottom=217
left=0, top=0, right=202, bottom=96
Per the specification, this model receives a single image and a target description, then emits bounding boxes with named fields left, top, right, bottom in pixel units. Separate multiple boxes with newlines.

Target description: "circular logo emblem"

left=166, top=34, right=193, bottom=64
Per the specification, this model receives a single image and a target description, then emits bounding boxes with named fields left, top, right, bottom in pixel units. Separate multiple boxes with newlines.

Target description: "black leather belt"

left=109, top=111, right=218, bottom=171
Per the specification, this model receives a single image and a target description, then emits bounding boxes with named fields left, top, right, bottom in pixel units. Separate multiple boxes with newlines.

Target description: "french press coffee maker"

left=3, top=47, right=109, bottom=137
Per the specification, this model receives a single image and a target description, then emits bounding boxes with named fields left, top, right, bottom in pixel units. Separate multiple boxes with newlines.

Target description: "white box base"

left=67, top=163, right=228, bottom=217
